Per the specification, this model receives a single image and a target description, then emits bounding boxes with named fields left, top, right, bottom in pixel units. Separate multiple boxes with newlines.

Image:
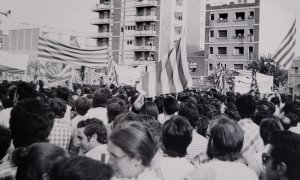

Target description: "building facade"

left=91, top=0, right=204, bottom=66
left=288, top=56, right=300, bottom=96
left=204, top=0, right=260, bottom=75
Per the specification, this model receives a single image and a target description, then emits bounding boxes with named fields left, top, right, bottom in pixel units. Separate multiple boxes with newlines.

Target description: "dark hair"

left=260, top=116, right=283, bottom=145
left=49, top=156, right=113, bottom=180
left=270, top=131, right=300, bottom=180
left=56, top=87, right=70, bottom=101
left=163, top=96, right=179, bottom=115
left=178, top=102, right=199, bottom=128
left=16, top=82, right=37, bottom=101
left=162, top=115, right=192, bottom=157
left=154, top=96, right=165, bottom=114
left=282, top=101, right=300, bottom=127
left=194, top=115, right=210, bottom=137
left=12, top=143, right=67, bottom=180
left=48, top=98, right=67, bottom=119
left=0, top=125, right=11, bottom=160
left=271, top=96, right=280, bottom=106
left=10, top=99, right=55, bottom=148
left=75, top=97, right=91, bottom=116
left=207, top=115, right=244, bottom=161
left=113, top=112, right=142, bottom=129
left=93, top=88, right=110, bottom=108
left=107, top=98, right=127, bottom=123
left=139, top=101, right=159, bottom=120
left=235, top=94, right=256, bottom=119
left=77, top=118, right=107, bottom=144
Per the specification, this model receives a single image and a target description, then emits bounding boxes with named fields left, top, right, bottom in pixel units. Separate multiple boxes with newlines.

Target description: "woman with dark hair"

left=12, top=143, right=68, bottom=180
left=139, top=101, right=159, bottom=120
left=184, top=115, right=258, bottom=180
left=108, top=122, right=161, bottom=180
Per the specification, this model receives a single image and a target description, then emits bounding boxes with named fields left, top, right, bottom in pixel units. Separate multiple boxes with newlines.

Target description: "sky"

left=0, top=0, right=299, bottom=56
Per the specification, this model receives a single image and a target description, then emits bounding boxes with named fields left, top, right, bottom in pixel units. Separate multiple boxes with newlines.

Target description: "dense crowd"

left=0, top=80, right=299, bottom=180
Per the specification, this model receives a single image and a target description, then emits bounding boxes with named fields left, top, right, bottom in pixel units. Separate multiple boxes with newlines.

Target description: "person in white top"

left=71, top=97, right=92, bottom=130
left=184, top=115, right=258, bottom=180
left=158, top=96, right=178, bottom=124
left=77, top=118, right=109, bottom=163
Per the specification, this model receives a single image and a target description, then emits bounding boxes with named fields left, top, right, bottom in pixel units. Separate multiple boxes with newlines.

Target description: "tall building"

left=91, top=0, right=204, bottom=66
left=204, top=0, right=260, bottom=75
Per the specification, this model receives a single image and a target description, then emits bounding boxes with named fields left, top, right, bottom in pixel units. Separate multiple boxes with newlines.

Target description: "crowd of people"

left=0, top=80, right=299, bottom=180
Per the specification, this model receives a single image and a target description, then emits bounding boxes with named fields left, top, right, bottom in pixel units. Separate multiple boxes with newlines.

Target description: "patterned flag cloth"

left=136, top=36, right=192, bottom=98
left=272, top=19, right=296, bottom=69
left=249, top=70, right=260, bottom=95
left=107, top=58, right=119, bottom=86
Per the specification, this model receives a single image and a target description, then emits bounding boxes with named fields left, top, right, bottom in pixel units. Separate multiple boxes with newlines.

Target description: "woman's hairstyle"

left=109, top=122, right=158, bottom=167
left=207, top=115, right=244, bottom=161
left=12, top=143, right=67, bottom=180
left=139, top=101, right=159, bottom=120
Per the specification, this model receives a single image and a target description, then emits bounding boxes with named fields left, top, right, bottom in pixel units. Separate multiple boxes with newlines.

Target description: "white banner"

left=235, top=76, right=252, bottom=94
left=257, top=73, right=274, bottom=94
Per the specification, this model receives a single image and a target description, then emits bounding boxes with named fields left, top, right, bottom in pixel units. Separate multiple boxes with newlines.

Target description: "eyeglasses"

left=262, top=152, right=273, bottom=164
left=109, top=153, right=128, bottom=161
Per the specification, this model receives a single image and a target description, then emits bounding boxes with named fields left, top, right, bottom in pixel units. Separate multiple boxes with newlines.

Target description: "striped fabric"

left=107, top=59, right=119, bottom=85
left=249, top=70, right=260, bottom=95
left=272, top=19, right=296, bottom=69
left=38, top=36, right=108, bottom=67
left=136, top=37, right=191, bottom=98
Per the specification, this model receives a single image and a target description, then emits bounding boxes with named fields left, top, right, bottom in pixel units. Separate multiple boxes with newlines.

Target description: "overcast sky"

left=0, top=0, right=299, bottom=56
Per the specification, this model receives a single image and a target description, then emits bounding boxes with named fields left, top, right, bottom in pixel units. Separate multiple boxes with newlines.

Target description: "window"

left=234, top=47, right=244, bottom=55
left=294, top=67, right=299, bottom=74
left=234, top=29, right=245, bottom=38
left=248, top=29, right=254, bottom=41
left=176, top=0, right=183, bottom=6
left=121, top=27, right=123, bottom=32
left=218, top=30, right=227, bottom=38
left=249, top=46, right=254, bottom=59
left=209, top=64, right=213, bottom=71
left=174, top=12, right=183, bottom=21
left=209, top=47, right=213, bottom=54
left=175, top=26, right=182, bottom=34
left=210, top=14, right=215, bottom=21
left=249, top=11, right=254, bottom=19
left=234, top=64, right=243, bottom=70
left=210, top=31, right=214, bottom=37
left=218, top=47, right=227, bottom=55
left=218, top=13, right=228, bottom=22
left=235, top=12, right=245, bottom=21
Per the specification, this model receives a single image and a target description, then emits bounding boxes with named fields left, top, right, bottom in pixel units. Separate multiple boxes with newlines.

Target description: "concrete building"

left=288, top=56, right=300, bottom=95
left=91, top=0, right=205, bottom=66
left=0, top=30, right=9, bottom=50
left=204, top=0, right=260, bottom=75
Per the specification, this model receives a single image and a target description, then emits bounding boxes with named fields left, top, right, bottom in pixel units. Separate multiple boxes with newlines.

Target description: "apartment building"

left=91, top=0, right=204, bottom=66
left=204, top=0, right=260, bottom=75
left=288, top=56, right=300, bottom=95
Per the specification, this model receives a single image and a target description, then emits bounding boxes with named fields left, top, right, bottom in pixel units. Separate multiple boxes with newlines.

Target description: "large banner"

left=235, top=76, right=252, bottom=94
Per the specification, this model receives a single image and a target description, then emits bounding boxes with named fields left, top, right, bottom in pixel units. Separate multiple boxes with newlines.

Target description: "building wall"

left=288, top=57, right=300, bottom=95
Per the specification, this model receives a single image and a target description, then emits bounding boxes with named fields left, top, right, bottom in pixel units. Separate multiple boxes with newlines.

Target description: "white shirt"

left=159, top=157, right=194, bottom=180
left=85, top=107, right=108, bottom=125
left=71, top=114, right=89, bottom=130
left=86, top=144, right=109, bottom=163
left=290, top=123, right=300, bottom=134
left=186, top=131, right=208, bottom=162
left=0, top=108, right=12, bottom=128
left=158, top=114, right=173, bottom=125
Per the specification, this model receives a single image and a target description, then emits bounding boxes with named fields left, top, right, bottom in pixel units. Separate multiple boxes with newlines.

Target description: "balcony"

left=90, top=32, right=111, bottom=39
left=90, top=18, right=111, bottom=25
left=91, top=3, right=111, bottom=11
left=135, top=15, right=157, bottom=22
left=134, top=30, right=157, bottom=36
left=136, top=0, right=158, bottom=7
left=134, top=45, right=156, bottom=51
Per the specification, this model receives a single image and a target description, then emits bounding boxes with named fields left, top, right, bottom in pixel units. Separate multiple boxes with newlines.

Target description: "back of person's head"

left=48, top=98, right=67, bottom=119
left=75, top=97, right=92, bottom=116
left=163, top=96, right=179, bottom=115
left=271, top=96, right=280, bottom=106
left=93, top=88, right=110, bottom=108
left=282, top=101, right=300, bottom=127
left=139, top=114, right=156, bottom=122
left=17, top=81, right=37, bottom=101
left=268, top=131, right=300, bottom=180
left=77, top=118, right=107, bottom=144
left=162, top=115, right=193, bottom=157
left=194, top=114, right=210, bottom=137
left=10, top=99, right=55, bottom=148
left=146, top=121, right=163, bottom=149
left=116, top=94, right=130, bottom=110
left=49, top=156, right=113, bottom=180
left=113, top=112, right=142, bottom=129
left=207, top=115, right=244, bottom=161
left=154, top=96, right=165, bottom=114
left=235, top=94, right=256, bottom=119
left=139, top=101, right=159, bottom=120
left=107, top=98, right=127, bottom=123
left=260, top=116, right=284, bottom=145
left=0, top=125, right=11, bottom=160
left=56, top=87, right=70, bottom=102
left=178, top=102, right=199, bottom=128
left=12, top=143, right=67, bottom=180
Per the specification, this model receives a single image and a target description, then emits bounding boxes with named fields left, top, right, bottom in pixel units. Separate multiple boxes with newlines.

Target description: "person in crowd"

left=0, top=99, right=55, bottom=179
left=77, top=118, right=109, bottom=162
left=159, top=115, right=194, bottom=180
left=12, top=143, right=68, bottom=180
left=49, top=156, right=113, bottom=180
left=0, top=125, right=11, bottom=161
left=48, top=98, right=73, bottom=149
left=184, top=115, right=258, bottom=180
left=56, top=87, right=72, bottom=125
left=154, top=96, right=165, bottom=120
left=281, top=101, right=300, bottom=134
left=235, top=94, right=264, bottom=172
left=158, top=96, right=179, bottom=124
left=224, top=102, right=240, bottom=121
left=194, top=114, right=210, bottom=137
left=263, top=131, right=300, bottom=180
left=113, top=111, right=143, bottom=129
left=108, top=122, right=161, bottom=180
left=270, top=96, right=281, bottom=116
left=253, top=104, right=272, bottom=125
left=71, top=96, right=92, bottom=129
left=139, top=101, right=159, bottom=120
left=178, top=102, right=208, bottom=164
left=106, top=98, right=127, bottom=135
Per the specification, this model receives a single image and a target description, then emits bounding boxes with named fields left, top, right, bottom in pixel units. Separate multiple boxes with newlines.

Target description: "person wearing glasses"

left=183, top=115, right=258, bottom=180
left=262, top=131, right=300, bottom=180
left=108, top=122, right=162, bottom=180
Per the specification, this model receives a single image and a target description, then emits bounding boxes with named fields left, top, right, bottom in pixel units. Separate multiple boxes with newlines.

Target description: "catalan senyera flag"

left=108, top=59, right=119, bottom=86
left=136, top=36, right=192, bottom=98
left=272, top=19, right=296, bottom=69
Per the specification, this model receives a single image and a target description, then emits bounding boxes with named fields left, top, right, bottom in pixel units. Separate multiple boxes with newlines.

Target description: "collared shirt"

left=86, top=144, right=109, bottom=163
left=48, top=121, right=73, bottom=150
left=0, top=152, right=17, bottom=180
left=85, top=107, right=108, bottom=125
left=186, top=130, right=208, bottom=164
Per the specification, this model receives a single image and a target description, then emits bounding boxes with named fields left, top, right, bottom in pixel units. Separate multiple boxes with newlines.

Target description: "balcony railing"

left=233, top=35, right=245, bottom=39
left=92, top=3, right=111, bottom=11
left=135, top=15, right=157, bottom=22
left=134, top=45, right=156, bottom=51
left=134, top=30, right=157, bottom=36
left=90, top=32, right=111, bottom=38
left=90, top=18, right=111, bottom=25
left=136, top=0, right=158, bottom=7
left=217, top=18, right=228, bottom=23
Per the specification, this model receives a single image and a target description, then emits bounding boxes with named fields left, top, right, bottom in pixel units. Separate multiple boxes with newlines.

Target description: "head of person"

left=235, top=94, right=256, bottom=119
left=16, top=81, right=37, bottom=102
left=12, top=143, right=67, bottom=180
left=56, top=87, right=70, bottom=102
left=49, top=156, right=113, bottom=180
left=263, top=131, right=300, bottom=180
left=139, top=101, right=159, bottom=120
left=75, top=97, right=92, bottom=116
left=194, top=115, right=210, bottom=137
left=77, top=118, right=107, bottom=153
left=163, top=96, right=179, bottom=115
left=282, top=101, right=300, bottom=127
left=48, top=98, right=67, bottom=119
left=10, top=99, right=55, bottom=148
left=108, top=122, right=158, bottom=178
left=93, top=88, right=110, bottom=108
left=207, top=115, right=244, bottom=161
left=154, top=96, right=165, bottom=114
left=178, top=102, right=199, bottom=128
left=113, top=112, right=142, bottom=129
left=271, top=96, right=280, bottom=107
left=260, top=116, right=284, bottom=145
left=107, top=98, right=127, bottom=124
left=162, top=115, right=192, bottom=157
left=0, top=125, right=11, bottom=160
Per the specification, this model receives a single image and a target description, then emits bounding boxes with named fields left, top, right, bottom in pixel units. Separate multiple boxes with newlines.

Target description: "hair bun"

left=12, top=147, right=29, bottom=166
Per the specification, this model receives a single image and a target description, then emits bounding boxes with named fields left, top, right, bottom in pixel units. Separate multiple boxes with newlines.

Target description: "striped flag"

left=249, top=70, right=260, bottom=95
left=108, top=59, right=119, bottom=85
left=272, top=19, right=296, bottom=69
left=136, top=37, right=192, bottom=98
